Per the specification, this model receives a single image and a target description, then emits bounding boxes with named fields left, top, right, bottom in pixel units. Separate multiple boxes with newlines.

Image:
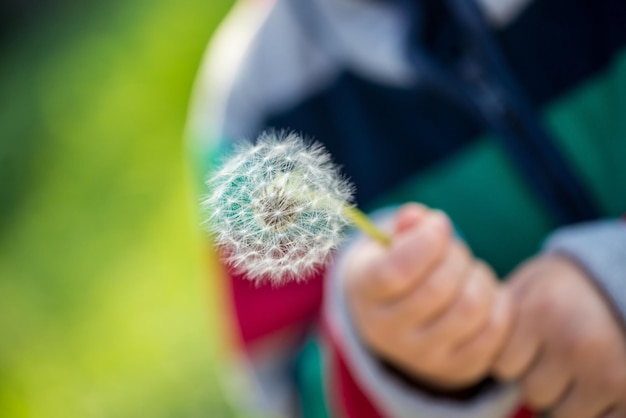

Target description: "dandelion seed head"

left=203, top=131, right=354, bottom=284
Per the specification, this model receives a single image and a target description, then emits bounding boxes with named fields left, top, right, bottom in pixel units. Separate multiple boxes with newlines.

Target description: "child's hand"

left=344, top=204, right=513, bottom=389
left=493, top=256, right=626, bottom=417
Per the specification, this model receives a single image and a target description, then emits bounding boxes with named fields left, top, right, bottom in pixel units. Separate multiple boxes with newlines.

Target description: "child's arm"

left=346, top=204, right=511, bottom=389
left=324, top=204, right=528, bottom=417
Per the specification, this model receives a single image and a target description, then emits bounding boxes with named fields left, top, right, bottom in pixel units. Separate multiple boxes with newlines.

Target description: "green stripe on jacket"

left=374, top=48, right=626, bottom=276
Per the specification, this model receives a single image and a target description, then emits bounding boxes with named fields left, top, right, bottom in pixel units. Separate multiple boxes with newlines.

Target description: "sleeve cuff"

left=324, top=208, right=520, bottom=418
left=543, top=219, right=626, bottom=327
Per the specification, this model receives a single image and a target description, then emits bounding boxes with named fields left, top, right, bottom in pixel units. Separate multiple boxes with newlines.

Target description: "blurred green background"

left=0, top=0, right=236, bottom=416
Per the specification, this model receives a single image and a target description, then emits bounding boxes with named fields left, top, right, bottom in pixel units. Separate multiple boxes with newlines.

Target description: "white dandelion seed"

left=202, top=131, right=356, bottom=284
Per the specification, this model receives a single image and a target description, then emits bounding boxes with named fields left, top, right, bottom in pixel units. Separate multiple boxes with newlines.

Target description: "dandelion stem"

left=343, top=206, right=391, bottom=247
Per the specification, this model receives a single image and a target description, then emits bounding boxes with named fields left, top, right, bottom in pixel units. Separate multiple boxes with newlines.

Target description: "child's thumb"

left=394, top=203, right=429, bottom=235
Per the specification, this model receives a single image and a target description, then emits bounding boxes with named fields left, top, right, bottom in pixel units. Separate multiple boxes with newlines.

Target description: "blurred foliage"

left=0, top=0, right=236, bottom=417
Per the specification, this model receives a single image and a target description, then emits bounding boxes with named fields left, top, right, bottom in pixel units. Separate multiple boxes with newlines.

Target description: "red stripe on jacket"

left=513, top=407, right=535, bottom=418
left=228, top=267, right=324, bottom=346
left=324, top=322, right=385, bottom=418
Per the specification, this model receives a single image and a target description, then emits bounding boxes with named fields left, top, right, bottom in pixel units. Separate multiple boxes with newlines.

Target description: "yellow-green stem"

left=343, top=205, right=391, bottom=247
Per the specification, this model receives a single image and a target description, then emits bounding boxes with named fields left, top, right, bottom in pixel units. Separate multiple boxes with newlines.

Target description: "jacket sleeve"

left=543, top=218, right=626, bottom=328
left=321, top=208, right=533, bottom=418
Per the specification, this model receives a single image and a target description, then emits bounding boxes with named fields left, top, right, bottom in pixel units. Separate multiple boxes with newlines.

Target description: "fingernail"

left=395, top=204, right=427, bottom=234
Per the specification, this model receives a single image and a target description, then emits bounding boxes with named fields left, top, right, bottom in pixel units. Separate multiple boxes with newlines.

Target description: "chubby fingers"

left=347, top=209, right=452, bottom=303
left=345, top=205, right=512, bottom=389
left=445, top=288, right=514, bottom=383
left=413, top=260, right=498, bottom=350
left=399, top=258, right=510, bottom=386
left=390, top=240, right=472, bottom=327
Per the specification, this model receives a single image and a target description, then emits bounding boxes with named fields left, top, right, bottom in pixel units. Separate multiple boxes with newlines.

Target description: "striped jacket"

left=188, top=0, right=626, bottom=416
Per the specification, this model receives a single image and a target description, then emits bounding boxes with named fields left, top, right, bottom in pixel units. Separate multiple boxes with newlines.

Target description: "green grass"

left=0, top=1, right=235, bottom=416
